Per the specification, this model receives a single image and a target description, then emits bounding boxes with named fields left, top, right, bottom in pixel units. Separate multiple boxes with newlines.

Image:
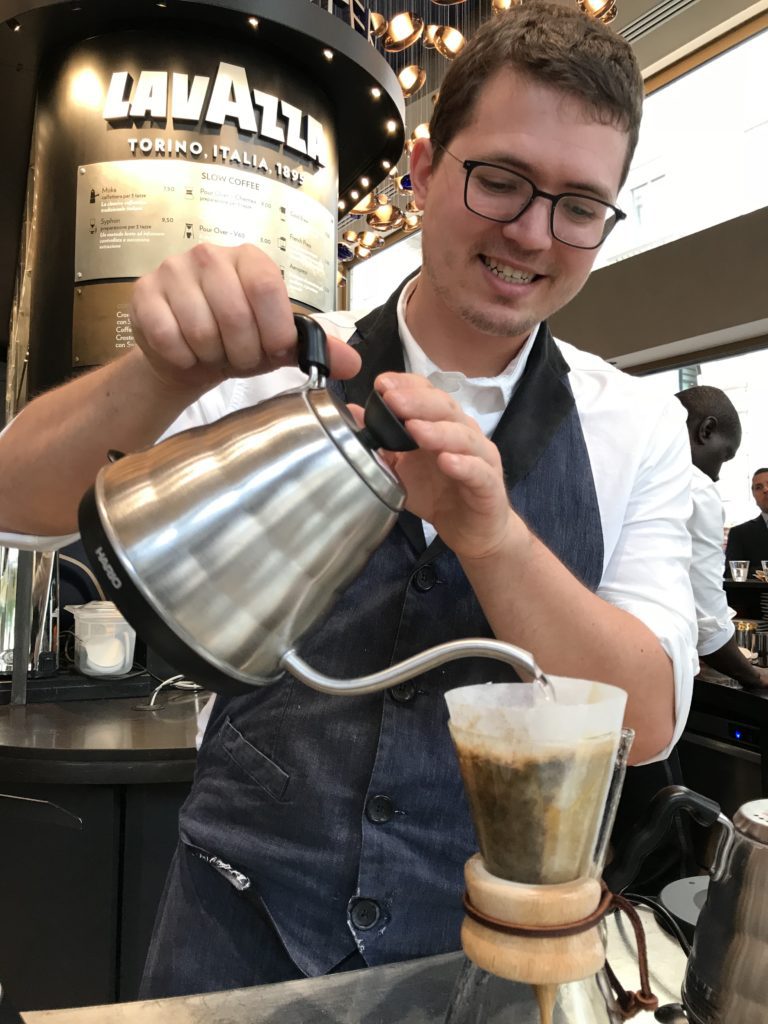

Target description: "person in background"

left=724, top=467, right=768, bottom=574
left=677, top=387, right=768, bottom=687
left=0, top=3, right=697, bottom=997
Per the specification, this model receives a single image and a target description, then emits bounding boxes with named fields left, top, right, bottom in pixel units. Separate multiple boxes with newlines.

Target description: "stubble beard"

left=422, top=249, right=541, bottom=341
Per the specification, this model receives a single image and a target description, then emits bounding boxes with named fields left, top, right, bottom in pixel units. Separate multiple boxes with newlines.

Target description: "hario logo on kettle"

left=94, top=547, right=123, bottom=590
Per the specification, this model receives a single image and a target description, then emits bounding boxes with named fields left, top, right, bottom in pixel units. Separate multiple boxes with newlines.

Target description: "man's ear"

left=409, top=138, right=435, bottom=209
left=697, top=414, right=717, bottom=444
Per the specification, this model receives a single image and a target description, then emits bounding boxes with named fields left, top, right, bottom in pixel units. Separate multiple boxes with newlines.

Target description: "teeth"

left=483, top=256, right=534, bottom=283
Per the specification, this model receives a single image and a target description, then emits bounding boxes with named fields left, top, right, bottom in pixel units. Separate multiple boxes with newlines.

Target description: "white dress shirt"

left=0, top=280, right=697, bottom=761
left=688, top=465, right=735, bottom=657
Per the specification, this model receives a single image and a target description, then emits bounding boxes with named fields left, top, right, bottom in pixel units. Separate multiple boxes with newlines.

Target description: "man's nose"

left=499, top=196, right=554, bottom=251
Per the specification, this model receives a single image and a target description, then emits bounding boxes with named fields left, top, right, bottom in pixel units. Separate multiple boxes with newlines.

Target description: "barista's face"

left=752, top=472, right=768, bottom=514
left=410, top=68, right=629, bottom=352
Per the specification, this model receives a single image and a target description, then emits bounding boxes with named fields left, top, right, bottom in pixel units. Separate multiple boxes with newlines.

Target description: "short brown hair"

left=429, top=1, right=644, bottom=186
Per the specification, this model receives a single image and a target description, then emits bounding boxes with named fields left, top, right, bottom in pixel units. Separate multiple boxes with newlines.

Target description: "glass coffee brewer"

left=443, top=679, right=649, bottom=1024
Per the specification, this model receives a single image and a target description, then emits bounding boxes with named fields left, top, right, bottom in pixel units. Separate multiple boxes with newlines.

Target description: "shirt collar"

left=395, top=274, right=539, bottom=409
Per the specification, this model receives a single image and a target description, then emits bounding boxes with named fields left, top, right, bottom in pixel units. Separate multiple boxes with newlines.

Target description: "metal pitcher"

left=78, top=315, right=548, bottom=697
left=605, top=785, right=768, bottom=1024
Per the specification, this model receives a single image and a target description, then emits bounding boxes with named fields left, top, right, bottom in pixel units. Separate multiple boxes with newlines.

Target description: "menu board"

left=75, top=160, right=335, bottom=309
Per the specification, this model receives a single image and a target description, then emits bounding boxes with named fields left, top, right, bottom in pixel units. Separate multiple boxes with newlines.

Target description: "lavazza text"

left=102, top=62, right=328, bottom=167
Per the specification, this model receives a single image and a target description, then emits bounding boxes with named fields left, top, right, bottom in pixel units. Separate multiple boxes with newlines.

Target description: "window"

left=596, top=27, right=768, bottom=269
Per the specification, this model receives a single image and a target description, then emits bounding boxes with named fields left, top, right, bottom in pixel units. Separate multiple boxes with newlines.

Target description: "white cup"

left=729, top=560, right=750, bottom=583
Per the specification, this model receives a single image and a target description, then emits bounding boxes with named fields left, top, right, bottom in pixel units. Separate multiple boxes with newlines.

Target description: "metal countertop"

left=23, top=907, right=687, bottom=1024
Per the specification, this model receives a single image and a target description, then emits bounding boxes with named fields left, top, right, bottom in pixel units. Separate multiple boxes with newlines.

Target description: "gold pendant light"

left=398, top=64, right=427, bottom=98
left=491, top=0, right=522, bottom=12
left=359, top=230, right=383, bottom=250
left=577, top=0, right=618, bottom=24
left=423, top=24, right=440, bottom=48
left=367, top=204, right=405, bottom=232
left=369, top=12, right=388, bottom=38
left=433, top=26, right=466, bottom=59
left=349, top=192, right=380, bottom=215
left=384, top=12, right=424, bottom=52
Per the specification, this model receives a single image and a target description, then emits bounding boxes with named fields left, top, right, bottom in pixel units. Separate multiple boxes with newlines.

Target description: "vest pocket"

left=220, top=717, right=290, bottom=802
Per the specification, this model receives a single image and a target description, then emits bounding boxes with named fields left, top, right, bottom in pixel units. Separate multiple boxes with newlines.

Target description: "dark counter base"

left=0, top=670, right=153, bottom=706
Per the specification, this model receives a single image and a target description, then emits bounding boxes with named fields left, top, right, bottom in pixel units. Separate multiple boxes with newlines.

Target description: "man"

left=725, top=467, right=768, bottom=573
left=0, top=3, right=696, bottom=996
left=676, top=387, right=767, bottom=686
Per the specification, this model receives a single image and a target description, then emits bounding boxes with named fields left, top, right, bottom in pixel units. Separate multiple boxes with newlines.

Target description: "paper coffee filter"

left=445, top=678, right=627, bottom=751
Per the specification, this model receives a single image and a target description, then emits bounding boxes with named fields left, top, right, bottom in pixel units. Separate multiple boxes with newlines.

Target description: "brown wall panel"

left=551, top=207, right=768, bottom=366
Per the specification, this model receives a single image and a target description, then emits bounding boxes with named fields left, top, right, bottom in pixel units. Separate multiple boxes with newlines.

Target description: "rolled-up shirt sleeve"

left=566, top=356, right=699, bottom=766
left=688, top=468, right=735, bottom=657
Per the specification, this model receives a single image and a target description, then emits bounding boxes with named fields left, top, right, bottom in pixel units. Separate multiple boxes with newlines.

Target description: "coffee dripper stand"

left=442, top=724, right=656, bottom=1024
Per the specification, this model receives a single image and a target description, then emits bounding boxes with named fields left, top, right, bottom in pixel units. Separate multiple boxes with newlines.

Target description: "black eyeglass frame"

left=436, top=143, right=626, bottom=251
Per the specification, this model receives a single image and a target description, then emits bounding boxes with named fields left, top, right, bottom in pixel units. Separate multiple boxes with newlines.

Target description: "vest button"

left=366, top=794, right=395, bottom=824
left=412, top=565, right=437, bottom=592
left=389, top=682, right=417, bottom=704
left=349, top=897, right=381, bottom=931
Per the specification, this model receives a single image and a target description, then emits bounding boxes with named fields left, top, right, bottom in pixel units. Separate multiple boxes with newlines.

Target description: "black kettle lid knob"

left=357, top=390, right=417, bottom=453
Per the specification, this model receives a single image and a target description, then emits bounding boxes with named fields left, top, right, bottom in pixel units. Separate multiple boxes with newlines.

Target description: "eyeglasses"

left=436, top=143, right=626, bottom=250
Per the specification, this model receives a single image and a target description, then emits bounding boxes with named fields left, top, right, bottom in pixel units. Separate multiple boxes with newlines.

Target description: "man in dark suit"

left=725, top=467, right=768, bottom=574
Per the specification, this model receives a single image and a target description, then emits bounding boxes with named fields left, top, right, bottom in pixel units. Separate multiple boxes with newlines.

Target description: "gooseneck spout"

left=279, top=638, right=553, bottom=697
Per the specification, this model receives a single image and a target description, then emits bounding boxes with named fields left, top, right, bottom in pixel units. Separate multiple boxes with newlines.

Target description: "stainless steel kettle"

left=604, top=785, right=768, bottom=1024
left=78, top=315, right=547, bottom=696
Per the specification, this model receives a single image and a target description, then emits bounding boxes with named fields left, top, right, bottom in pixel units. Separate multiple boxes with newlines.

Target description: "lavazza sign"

left=102, top=62, right=329, bottom=171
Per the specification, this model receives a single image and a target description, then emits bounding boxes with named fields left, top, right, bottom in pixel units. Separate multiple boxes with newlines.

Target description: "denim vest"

left=178, top=280, right=604, bottom=976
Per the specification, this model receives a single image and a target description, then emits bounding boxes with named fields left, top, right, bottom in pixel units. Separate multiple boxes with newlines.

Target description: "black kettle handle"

left=294, top=313, right=417, bottom=453
left=295, top=313, right=331, bottom=379
left=604, top=784, right=721, bottom=893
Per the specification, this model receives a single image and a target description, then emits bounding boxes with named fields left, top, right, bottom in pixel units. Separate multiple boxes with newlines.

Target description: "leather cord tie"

left=462, top=882, right=658, bottom=1020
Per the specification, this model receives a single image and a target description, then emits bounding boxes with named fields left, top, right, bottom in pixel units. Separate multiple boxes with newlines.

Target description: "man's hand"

left=129, top=243, right=360, bottom=391
left=742, top=666, right=768, bottom=689
left=373, top=373, right=524, bottom=561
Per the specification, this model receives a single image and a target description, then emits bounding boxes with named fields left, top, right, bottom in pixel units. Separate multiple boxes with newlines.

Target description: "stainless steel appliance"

left=607, top=785, right=768, bottom=1024
left=0, top=546, right=58, bottom=681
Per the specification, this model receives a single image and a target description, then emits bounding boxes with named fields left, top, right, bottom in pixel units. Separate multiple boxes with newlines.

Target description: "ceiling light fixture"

left=247, top=16, right=259, bottom=28
left=397, top=65, right=426, bottom=99
left=370, top=86, right=382, bottom=100
left=423, top=25, right=440, bottom=48
left=322, top=48, right=334, bottom=61
left=359, top=231, right=382, bottom=249
left=491, top=0, right=522, bottom=12
left=350, top=192, right=379, bottom=214
left=385, top=119, right=399, bottom=135
left=384, top=13, right=424, bottom=53
left=342, top=230, right=359, bottom=244
left=434, top=26, right=466, bottom=59
left=367, top=204, right=405, bottom=232
left=6, top=17, right=21, bottom=31
left=577, top=0, right=618, bottom=23
left=369, top=12, right=388, bottom=39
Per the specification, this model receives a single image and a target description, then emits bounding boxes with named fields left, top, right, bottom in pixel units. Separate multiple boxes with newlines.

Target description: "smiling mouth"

left=481, top=255, right=538, bottom=284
